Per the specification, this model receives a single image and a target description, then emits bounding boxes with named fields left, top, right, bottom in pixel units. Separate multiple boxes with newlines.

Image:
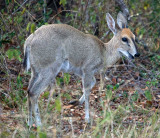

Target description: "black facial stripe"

left=131, top=38, right=138, bottom=51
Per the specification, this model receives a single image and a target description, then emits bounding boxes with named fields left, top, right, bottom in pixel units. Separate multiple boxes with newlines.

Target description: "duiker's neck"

left=104, top=36, right=121, bottom=67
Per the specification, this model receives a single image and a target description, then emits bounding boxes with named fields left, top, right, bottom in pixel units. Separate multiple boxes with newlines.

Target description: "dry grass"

left=1, top=58, right=160, bottom=138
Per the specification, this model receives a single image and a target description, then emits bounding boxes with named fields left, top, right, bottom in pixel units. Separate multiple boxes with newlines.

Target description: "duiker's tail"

left=23, top=43, right=31, bottom=72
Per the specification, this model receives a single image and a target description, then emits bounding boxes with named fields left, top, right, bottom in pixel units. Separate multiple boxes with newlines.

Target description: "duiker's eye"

left=122, top=37, right=128, bottom=42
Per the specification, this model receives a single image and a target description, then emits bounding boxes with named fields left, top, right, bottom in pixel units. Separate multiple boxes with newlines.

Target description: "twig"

left=101, top=30, right=110, bottom=40
left=135, top=37, right=148, bottom=50
left=0, top=89, right=10, bottom=97
left=115, top=0, right=130, bottom=20
left=12, top=0, right=36, bottom=21
left=45, top=87, right=55, bottom=113
left=12, top=0, right=29, bottom=15
left=69, top=117, right=75, bottom=138
left=11, top=14, right=21, bottom=47
left=43, top=0, right=46, bottom=22
left=12, top=128, right=18, bottom=138
left=78, top=0, right=89, bottom=30
left=48, top=10, right=78, bottom=23
left=115, top=77, right=135, bottom=92
left=0, top=12, right=9, bottom=30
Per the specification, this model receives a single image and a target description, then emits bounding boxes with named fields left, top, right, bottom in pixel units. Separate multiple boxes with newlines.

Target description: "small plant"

left=131, top=91, right=139, bottom=102
left=56, top=77, right=64, bottom=87
left=63, top=73, right=71, bottom=85
left=106, top=86, right=113, bottom=101
left=144, top=90, right=152, bottom=101
left=55, top=96, right=62, bottom=112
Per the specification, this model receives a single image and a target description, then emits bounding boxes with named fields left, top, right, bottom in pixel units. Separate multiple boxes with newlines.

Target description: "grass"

left=0, top=57, right=160, bottom=138
left=1, top=87, right=160, bottom=137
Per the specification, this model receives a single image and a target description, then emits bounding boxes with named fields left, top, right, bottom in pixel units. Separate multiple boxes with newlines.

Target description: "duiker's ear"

left=106, top=13, right=117, bottom=34
left=117, top=11, right=128, bottom=29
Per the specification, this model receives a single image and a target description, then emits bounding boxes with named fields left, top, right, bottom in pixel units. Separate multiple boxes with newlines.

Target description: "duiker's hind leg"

left=29, top=72, right=57, bottom=126
left=28, top=63, right=62, bottom=127
left=27, top=71, right=39, bottom=127
left=27, top=71, right=47, bottom=127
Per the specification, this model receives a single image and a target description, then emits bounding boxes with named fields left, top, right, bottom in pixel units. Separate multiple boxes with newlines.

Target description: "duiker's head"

left=106, top=12, right=140, bottom=59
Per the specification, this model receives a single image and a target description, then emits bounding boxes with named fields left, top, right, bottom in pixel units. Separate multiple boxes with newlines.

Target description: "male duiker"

left=23, top=12, right=140, bottom=127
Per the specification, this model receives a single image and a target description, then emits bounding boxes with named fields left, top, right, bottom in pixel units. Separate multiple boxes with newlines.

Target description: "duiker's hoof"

left=68, top=100, right=79, bottom=106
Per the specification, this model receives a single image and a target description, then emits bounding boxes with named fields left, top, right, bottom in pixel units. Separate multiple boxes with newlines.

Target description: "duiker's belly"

left=61, top=60, right=82, bottom=77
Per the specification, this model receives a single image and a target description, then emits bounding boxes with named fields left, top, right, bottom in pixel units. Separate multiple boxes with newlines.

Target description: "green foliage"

left=63, top=73, right=71, bottom=85
left=31, top=23, right=36, bottom=33
left=106, top=89, right=112, bottom=100
left=55, top=96, right=61, bottom=112
left=144, top=90, right=152, bottom=101
left=100, top=111, right=112, bottom=125
left=93, top=110, right=112, bottom=136
left=26, top=22, right=36, bottom=33
left=131, top=91, right=139, bottom=102
left=146, top=79, right=159, bottom=87
left=62, top=93, right=71, bottom=100
left=26, top=22, right=31, bottom=32
left=6, top=49, right=22, bottom=62
left=150, top=55, right=160, bottom=67
left=14, top=14, right=23, bottom=24
left=113, top=84, right=119, bottom=90
left=14, top=74, right=26, bottom=105
left=106, top=85, right=113, bottom=89
left=56, top=73, right=71, bottom=86
left=122, top=91, right=129, bottom=98
left=1, top=74, right=26, bottom=108
left=39, top=132, right=47, bottom=138
left=17, top=74, right=23, bottom=89
left=0, top=131, right=10, bottom=138
left=37, top=127, right=47, bottom=138
left=42, top=91, right=50, bottom=99
left=29, top=133, right=36, bottom=138
left=60, top=0, right=67, bottom=6
left=56, top=77, right=63, bottom=86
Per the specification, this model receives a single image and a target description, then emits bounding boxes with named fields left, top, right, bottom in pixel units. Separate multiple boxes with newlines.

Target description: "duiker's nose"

left=135, top=53, right=140, bottom=57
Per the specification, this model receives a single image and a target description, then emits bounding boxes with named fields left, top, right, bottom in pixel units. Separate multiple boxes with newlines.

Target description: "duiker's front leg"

left=82, top=72, right=96, bottom=122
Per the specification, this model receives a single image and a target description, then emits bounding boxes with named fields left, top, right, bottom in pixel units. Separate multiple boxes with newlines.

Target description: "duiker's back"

left=25, top=24, right=105, bottom=69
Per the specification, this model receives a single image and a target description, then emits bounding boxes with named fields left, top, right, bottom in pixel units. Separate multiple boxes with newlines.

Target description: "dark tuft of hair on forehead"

left=122, top=23, right=125, bottom=28
left=115, top=23, right=128, bottom=31
left=122, top=24, right=128, bottom=29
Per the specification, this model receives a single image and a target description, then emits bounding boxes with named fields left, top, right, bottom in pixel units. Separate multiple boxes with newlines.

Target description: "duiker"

left=23, top=12, right=140, bottom=127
